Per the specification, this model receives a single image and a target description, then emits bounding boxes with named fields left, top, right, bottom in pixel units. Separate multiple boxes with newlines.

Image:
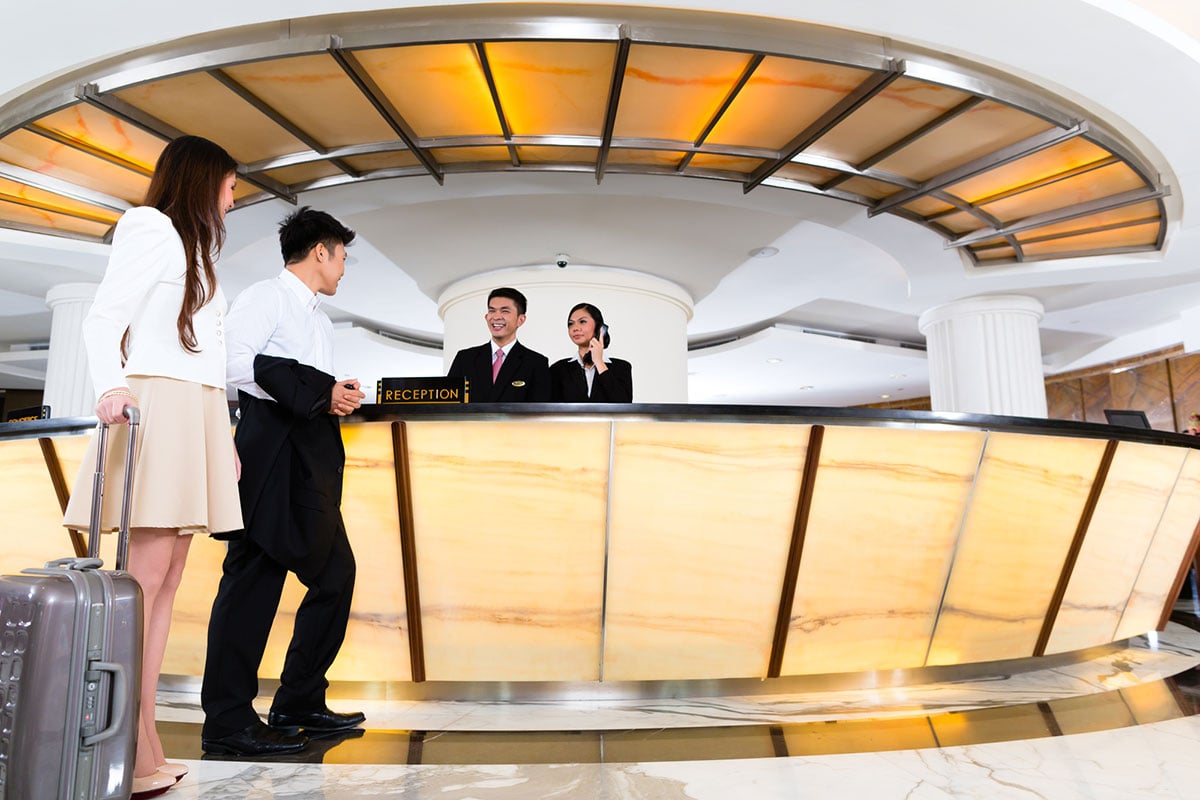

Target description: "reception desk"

left=3, top=405, right=1199, bottom=695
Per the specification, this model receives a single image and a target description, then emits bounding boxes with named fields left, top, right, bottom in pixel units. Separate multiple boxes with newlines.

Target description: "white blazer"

left=83, top=206, right=228, bottom=395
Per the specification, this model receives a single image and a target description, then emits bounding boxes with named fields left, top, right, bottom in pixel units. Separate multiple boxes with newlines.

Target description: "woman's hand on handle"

left=95, top=388, right=138, bottom=425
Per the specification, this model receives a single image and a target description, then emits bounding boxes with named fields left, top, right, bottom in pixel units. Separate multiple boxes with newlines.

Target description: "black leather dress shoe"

left=201, top=719, right=309, bottom=756
left=268, top=706, right=366, bottom=732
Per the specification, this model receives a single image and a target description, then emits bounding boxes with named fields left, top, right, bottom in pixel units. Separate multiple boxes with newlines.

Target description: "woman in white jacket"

left=63, top=135, right=242, bottom=798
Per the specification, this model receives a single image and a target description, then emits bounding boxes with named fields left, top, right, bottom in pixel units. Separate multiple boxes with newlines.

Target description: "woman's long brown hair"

left=142, top=136, right=237, bottom=353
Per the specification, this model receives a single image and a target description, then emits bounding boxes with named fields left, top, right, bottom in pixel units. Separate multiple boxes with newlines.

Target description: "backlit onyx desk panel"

left=4, top=405, right=1199, bottom=691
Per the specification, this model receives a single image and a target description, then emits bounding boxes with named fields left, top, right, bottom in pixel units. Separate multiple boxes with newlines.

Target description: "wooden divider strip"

left=1157, top=516, right=1200, bottom=631
left=768, top=724, right=789, bottom=758
left=1034, top=439, right=1118, bottom=656
left=391, top=421, right=425, bottom=682
left=767, top=424, right=824, bottom=678
left=39, top=437, right=86, bottom=558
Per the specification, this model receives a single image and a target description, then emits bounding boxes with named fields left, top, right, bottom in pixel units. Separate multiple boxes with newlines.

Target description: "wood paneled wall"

left=1047, top=347, right=1196, bottom=432
left=869, top=345, right=1200, bottom=433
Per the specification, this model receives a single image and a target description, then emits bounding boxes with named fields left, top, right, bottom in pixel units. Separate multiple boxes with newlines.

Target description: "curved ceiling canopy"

left=0, top=5, right=1168, bottom=265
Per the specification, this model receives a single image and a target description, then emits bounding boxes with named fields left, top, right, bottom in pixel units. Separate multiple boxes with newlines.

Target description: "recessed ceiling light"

left=766, top=357, right=782, bottom=364
left=748, top=246, right=779, bottom=259
left=888, top=373, right=907, bottom=379
left=880, top=393, right=891, bottom=399
left=798, top=385, right=814, bottom=391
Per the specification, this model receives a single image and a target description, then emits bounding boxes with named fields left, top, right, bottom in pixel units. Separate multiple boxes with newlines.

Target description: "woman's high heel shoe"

left=131, top=771, right=175, bottom=799
left=158, top=762, right=189, bottom=782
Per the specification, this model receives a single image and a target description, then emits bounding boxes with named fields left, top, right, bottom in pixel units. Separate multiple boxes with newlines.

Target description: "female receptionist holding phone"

left=550, top=302, right=633, bottom=402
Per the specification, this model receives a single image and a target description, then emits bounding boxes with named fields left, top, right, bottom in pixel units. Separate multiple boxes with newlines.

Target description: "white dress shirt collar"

left=280, top=268, right=322, bottom=312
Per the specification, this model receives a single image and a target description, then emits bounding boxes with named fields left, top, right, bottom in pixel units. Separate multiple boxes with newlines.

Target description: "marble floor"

left=150, top=609, right=1200, bottom=799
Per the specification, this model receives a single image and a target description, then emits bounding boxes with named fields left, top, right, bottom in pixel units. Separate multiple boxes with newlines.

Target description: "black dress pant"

left=201, top=524, right=356, bottom=738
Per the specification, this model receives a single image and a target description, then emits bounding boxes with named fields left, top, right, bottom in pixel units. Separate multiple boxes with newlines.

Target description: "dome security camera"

left=554, top=252, right=570, bottom=268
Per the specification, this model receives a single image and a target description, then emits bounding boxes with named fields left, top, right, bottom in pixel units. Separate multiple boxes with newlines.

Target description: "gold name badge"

left=512, top=380, right=526, bottom=387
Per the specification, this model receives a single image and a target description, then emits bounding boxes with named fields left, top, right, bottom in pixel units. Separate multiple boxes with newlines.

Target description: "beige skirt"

left=62, top=375, right=243, bottom=535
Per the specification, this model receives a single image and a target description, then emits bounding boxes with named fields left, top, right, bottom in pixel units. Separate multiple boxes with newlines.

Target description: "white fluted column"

left=43, top=283, right=97, bottom=418
left=918, top=294, right=1047, bottom=417
left=439, top=267, right=693, bottom=402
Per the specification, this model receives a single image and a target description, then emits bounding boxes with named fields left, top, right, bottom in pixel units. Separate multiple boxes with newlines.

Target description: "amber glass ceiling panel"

left=807, top=78, right=973, bottom=165
left=221, top=54, right=397, bottom=148
left=428, top=146, right=511, bottom=165
left=0, top=176, right=120, bottom=224
left=944, top=139, right=1112, bottom=206
left=1013, top=200, right=1161, bottom=242
left=114, top=73, right=306, bottom=163
left=515, top=146, right=598, bottom=164
left=1020, top=222, right=1160, bottom=257
left=342, top=151, right=422, bottom=173
left=262, top=160, right=345, bottom=187
left=0, top=197, right=113, bottom=237
left=0, top=128, right=149, bottom=204
left=606, top=148, right=686, bottom=168
left=487, top=42, right=614, bottom=137
left=343, top=152, right=422, bottom=173
left=33, top=105, right=164, bottom=174
left=835, top=176, right=905, bottom=200
left=353, top=44, right=502, bottom=139
left=980, top=162, right=1146, bottom=223
left=972, top=244, right=1018, bottom=262
left=686, top=153, right=764, bottom=174
left=874, top=101, right=1054, bottom=182
left=707, top=56, right=873, bottom=150
left=613, top=44, right=751, bottom=142
left=931, top=209, right=991, bottom=235
left=773, top=163, right=841, bottom=186
left=902, top=196, right=957, bottom=217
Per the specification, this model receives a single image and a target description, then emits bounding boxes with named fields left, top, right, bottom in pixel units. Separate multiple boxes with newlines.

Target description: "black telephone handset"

left=583, top=325, right=609, bottom=366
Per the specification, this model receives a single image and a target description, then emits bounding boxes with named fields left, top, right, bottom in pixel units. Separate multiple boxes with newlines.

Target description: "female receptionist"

left=549, top=302, right=633, bottom=402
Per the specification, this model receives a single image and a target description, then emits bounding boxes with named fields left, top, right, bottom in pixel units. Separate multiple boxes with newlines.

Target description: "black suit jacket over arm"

left=233, top=354, right=345, bottom=577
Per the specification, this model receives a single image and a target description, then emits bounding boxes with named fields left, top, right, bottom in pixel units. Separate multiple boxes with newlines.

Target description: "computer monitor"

left=1103, top=409, right=1152, bottom=429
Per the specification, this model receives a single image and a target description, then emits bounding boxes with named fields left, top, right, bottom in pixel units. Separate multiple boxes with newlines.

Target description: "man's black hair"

left=488, top=287, right=528, bottom=316
left=279, top=206, right=356, bottom=265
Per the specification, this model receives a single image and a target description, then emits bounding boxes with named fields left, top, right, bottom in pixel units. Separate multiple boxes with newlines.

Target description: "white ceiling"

left=3, top=1, right=1200, bottom=406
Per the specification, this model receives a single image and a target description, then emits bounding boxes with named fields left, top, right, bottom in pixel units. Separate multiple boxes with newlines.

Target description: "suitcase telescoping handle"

left=87, top=405, right=140, bottom=570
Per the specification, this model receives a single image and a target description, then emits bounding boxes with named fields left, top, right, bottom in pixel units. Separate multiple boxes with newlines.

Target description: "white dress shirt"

left=83, top=206, right=228, bottom=393
left=226, top=269, right=334, bottom=401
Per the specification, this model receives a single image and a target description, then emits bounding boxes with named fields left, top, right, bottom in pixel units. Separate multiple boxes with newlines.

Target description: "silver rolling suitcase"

left=0, top=409, right=144, bottom=799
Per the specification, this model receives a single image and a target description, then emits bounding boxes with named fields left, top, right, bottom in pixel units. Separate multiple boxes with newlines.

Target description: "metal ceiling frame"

left=868, top=123, right=1090, bottom=216
left=473, top=42, right=520, bottom=168
left=328, top=37, right=444, bottom=185
left=0, top=7, right=1170, bottom=266
left=744, top=60, right=904, bottom=192
left=595, top=32, right=631, bottom=183
left=207, top=68, right=361, bottom=179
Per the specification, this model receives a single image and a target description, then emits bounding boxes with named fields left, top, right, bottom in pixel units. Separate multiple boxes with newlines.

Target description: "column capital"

left=45, top=282, right=98, bottom=308
left=919, top=294, right=1043, bottom=332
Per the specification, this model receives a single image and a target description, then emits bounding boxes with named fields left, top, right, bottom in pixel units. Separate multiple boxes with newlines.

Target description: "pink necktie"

left=492, top=347, right=504, bottom=383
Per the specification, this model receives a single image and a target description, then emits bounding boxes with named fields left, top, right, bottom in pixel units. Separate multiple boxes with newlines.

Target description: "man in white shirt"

left=201, top=207, right=367, bottom=757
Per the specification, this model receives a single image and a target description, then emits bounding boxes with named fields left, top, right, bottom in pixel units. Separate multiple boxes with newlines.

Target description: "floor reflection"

left=159, top=610, right=1200, bottom=767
